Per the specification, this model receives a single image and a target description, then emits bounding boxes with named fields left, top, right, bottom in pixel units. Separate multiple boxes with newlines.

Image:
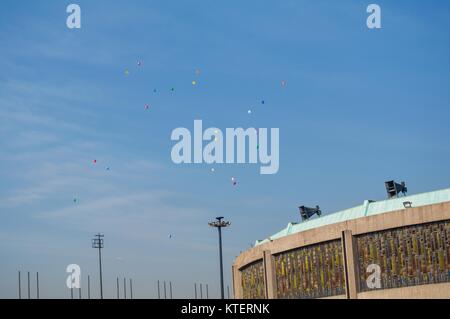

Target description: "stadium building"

left=232, top=185, right=450, bottom=299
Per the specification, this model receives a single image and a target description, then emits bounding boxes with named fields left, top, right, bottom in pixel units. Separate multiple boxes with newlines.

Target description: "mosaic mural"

left=274, top=240, right=346, bottom=298
left=357, top=220, right=450, bottom=292
left=241, top=260, right=266, bottom=299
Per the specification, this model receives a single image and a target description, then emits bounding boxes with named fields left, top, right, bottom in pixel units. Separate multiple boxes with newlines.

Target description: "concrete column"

left=263, top=250, right=277, bottom=299
left=232, top=265, right=243, bottom=299
left=341, top=230, right=359, bottom=299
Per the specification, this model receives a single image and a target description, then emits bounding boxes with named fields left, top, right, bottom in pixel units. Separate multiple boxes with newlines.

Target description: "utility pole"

left=200, top=283, right=203, bottom=299
left=194, top=283, right=197, bottom=299
left=27, top=271, right=30, bottom=299
left=18, top=271, right=21, bottom=299
left=164, top=281, right=167, bottom=299
left=124, top=278, right=127, bottom=299
left=36, top=272, right=39, bottom=299
left=91, top=233, right=104, bottom=299
left=169, top=281, right=172, bottom=299
left=88, top=275, right=91, bottom=299
left=157, top=280, right=160, bottom=299
left=130, top=278, right=133, bottom=299
left=206, top=284, right=209, bottom=299
left=208, top=217, right=231, bottom=299
left=116, top=277, right=120, bottom=299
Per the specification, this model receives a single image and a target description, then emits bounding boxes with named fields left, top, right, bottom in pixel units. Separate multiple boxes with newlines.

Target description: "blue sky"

left=0, top=0, right=449, bottom=298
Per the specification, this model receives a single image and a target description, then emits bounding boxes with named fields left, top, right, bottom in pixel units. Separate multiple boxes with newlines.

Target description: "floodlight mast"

left=385, top=180, right=407, bottom=198
left=91, top=233, right=104, bottom=299
left=208, top=217, right=230, bottom=299
left=299, top=205, right=322, bottom=221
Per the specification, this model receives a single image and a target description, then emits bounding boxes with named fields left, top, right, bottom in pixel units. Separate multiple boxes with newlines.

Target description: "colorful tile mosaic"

left=241, top=260, right=266, bottom=299
left=357, top=220, right=450, bottom=291
left=274, top=239, right=346, bottom=298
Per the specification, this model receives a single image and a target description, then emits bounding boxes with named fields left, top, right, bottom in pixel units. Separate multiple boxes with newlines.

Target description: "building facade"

left=232, top=188, right=450, bottom=299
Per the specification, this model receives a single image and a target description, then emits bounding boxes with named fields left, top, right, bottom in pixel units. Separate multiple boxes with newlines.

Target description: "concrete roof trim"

left=255, top=188, right=450, bottom=246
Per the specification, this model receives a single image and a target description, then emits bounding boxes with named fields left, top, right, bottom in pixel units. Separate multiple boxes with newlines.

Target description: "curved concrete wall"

left=232, top=201, right=450, bottom=299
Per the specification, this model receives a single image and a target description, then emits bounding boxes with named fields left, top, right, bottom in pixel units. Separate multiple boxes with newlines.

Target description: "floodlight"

left=385, top=180, right=407, bottom=198
left=299, top=205, right=321, bottom=221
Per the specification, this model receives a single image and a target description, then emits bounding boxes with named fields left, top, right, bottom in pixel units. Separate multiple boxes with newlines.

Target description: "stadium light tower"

left=92, top=233, right=104, bottom=299
left=208, top=216, right=230, bottom=299
left=299, top=205, right=322, bottom=221
left=385, top=180, right=407, bottom=198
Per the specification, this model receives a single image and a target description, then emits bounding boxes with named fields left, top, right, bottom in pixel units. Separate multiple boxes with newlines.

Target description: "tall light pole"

left=208, top=216, right=230, bottom=299
left=92, top=233, right=104, bottom=299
